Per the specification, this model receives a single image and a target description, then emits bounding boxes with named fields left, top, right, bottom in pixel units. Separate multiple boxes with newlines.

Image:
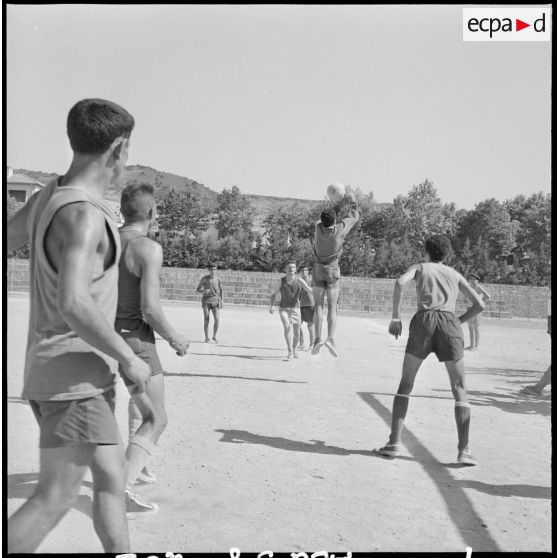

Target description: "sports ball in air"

left=326, top=182, right=346, bottom=203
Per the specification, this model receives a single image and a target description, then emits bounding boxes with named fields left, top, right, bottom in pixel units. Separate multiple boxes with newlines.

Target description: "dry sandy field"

left=5, top=294, right=553, bottom=553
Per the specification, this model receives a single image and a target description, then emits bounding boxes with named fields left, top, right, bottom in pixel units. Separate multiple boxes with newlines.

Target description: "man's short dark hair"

left=120, top=183, right=154, bottom=222
left=67, top=98, right=135, bottom=154
left=320, top=208, right=336, bottom=228
left=424, top=235, right=451, bottom=263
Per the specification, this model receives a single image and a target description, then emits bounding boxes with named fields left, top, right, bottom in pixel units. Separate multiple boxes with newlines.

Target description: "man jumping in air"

left=311, top=185, right=359, bottom=357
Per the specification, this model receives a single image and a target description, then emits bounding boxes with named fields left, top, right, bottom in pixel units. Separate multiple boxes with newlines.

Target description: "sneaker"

left=293, top=350, right=299, bottom=359
left=457, top=450, right=477, bottom=466
left=125, top=490, right=159, bottom=519
left=204, top=338, right=211, bottom=343
left=324, top=338, right=338, bottom=358
left=212, top=337, right=218, bottom=344
left=311, top=340, right=322, bottom=355
left=136, top=468, right=157, bottom=485
left=377, top=442, right=400, bottom=458
left=287, top=351, right=294, bottom=360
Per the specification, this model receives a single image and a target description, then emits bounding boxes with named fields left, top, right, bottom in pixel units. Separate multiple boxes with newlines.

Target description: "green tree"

left=457, top=198, right=519, bottom=262
left=156, top=190, right=209, bottom=236
left=216, top=186, right=256, bottom=238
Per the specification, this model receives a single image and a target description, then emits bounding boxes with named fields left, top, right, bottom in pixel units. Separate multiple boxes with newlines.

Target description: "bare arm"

left=196, top=277, right=206, bottom=294
left=477, top=284, right=491, bottom=301
left=392, top=264, right=420, bottom=319
left=218, top=277, right=224, bottom=308
left=136, top=239, right=189, bottom=355
left=340, top=186, right=360, bottom=236
left=388, top=264, right=420, bottom=339
left=457, top=275, right=485, bottom=323
left=297, top=276, right=313, bottom=294
left=269, top=284, right=282, bottom=313
left=54, top=204, right=150, bottom=391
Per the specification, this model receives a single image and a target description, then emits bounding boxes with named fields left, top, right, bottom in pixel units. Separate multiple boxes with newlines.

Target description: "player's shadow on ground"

left=164, top=372, right=306, bottom=384
left=358, top=391, right=501, bottom=550
left=215, top=429, right=413, bottom=460
left=7, top=473, right=94, bottom=518
left=7, top=396, right=29, bottom=406
left=189, top=340, right=284, bottom=352
left=432, top=388, right=550, bottom=417
left=457, top=480, right=551, bottom=500
left=188, top=351, right=285, bottom=362
left=465, top=366, right=544, bottom=378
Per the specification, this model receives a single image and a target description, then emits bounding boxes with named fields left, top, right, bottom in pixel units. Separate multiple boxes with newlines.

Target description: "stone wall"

left=6, top=259, right=550, bottom=319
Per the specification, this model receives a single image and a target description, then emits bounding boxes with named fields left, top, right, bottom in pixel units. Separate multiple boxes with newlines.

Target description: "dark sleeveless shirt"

left=116, top=227, right=146, bottom=321
left=279, top=276, right=301, bottom=308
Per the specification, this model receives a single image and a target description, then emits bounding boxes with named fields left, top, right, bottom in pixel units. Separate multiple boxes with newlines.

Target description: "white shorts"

left=279, top=306, right=300, bottom=326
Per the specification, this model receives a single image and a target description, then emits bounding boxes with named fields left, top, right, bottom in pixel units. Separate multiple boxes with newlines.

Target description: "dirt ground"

left=5, top=294, right=553, bottom=553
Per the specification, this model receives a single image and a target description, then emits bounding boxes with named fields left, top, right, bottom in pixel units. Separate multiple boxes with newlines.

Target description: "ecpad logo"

left=463, top=8, right=551, bottom=41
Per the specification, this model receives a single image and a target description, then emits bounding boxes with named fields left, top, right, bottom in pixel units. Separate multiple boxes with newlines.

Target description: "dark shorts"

left=313, top=262, right=341, bottom=288
left=300, top=306, right=314, bottom=323
left=202, top=297, right=220, bottom=310
left=405, top=310, right=464, bottom=362
left=115, top=318, right=163, bottom=387
left=29, top=389, right=119, bottom=448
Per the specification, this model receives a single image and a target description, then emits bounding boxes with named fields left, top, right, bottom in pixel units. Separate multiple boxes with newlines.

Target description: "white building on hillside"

left=7, top=166, right=45, bottom=203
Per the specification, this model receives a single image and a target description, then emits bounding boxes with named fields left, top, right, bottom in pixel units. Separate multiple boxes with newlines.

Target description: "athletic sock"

left=126, top=435, right=158, bottom=489
left=454, top=401, right=471, bottom=451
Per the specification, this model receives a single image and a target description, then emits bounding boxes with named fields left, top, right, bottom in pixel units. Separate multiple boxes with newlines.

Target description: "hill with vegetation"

left=15, top=165, right=325, bottom=229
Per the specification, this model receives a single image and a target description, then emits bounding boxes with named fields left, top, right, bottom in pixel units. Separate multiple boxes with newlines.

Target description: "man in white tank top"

left=7, top=99, right=150, bottom=552
left=377, top=235, right=485, bottom=466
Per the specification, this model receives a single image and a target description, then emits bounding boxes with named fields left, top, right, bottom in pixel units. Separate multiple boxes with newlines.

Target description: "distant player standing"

left=270, top=262, right=313, bottom=360
left=297, top=264, right=315, bottom=351
left=196, top=263, right=223, bottom=343
left=311, top=183, right=359, bottom=357
left=378, top=235, right=484, bottom=465
left=115, top=183, right=189, bottom=517
left=465, top=273, right=491, bottom=350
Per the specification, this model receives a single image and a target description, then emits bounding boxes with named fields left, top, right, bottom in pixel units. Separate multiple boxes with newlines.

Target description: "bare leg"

left=467, top=324, right=475, bottom=349
left=211, top=306, right=220, bottom=340
left=128, top=398, right=142, bottom=440
left=387, top=353, right=424, bottom=445
left=8, top=444, right=100, bottom=553
left=203, top=307, right=210, bottom=341
left=89, top=443, right=130, bottom=552
left=312, top=286, right=326, bottom=342
left=307, top=321, right=315, bottom=347
left=279, top=309, right=293, bottom=352
left=325, top=283, right=340, bottom=340
left=292, top=322, right=300, bottom=353
left=533, top=366, right=552, bottom=392
left=125, top=375, right=167, bottom=488
left=473, top=325, right=480, bottom=348
left=445, top=359, right=471, bottom=452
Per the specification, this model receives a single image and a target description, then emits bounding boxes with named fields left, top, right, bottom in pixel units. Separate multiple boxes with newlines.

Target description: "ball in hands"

left=327, top=182, right=346, bottom=203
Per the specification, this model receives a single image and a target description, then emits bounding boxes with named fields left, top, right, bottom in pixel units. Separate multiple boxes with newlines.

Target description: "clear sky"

left=6, top=4, right=552, bottom=209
